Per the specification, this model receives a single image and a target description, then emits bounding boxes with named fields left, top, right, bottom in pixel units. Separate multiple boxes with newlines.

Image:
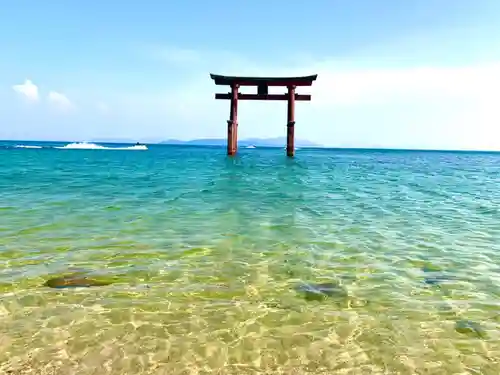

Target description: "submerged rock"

left=44, top=275, right=112, bottom=289
left=455, top=320, right=487, bottom=339
left=295, top=282, right=348, bottom=302
left=422, top=265, right=454, bottom=286
left=424, top=274, right=450, bottom=286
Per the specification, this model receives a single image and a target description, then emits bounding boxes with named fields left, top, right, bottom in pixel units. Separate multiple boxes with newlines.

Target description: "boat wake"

left=15, top=145, right=43, bottom=149
left=55, top=142, right=148, bottom=151
left=14, top=142, right=148, bottom=151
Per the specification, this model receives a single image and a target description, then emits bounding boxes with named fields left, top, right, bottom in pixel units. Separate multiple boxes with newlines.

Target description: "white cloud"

left=12, top=79, right=39, bottom=102
left=9, top=51, right=500, bottom=150
left=150, top=57, right=500, bottom=150
left=175, top=60, right=497, bottom=109
left=47, top=91, right=74, bottom=111
left=308, top=62, right=500, bottom=107
left=11, top=80, right=76, bottom=112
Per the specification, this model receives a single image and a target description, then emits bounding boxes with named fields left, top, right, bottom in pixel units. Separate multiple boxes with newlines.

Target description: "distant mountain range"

left=159, top=137, right=322, bottom=148
left=90, top=137, right=162, bottom=144
left=88, top=137, right=322, bottom=148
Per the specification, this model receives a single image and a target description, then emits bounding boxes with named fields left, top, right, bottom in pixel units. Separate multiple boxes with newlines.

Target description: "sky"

left=1, top=0, right=500, bottom=150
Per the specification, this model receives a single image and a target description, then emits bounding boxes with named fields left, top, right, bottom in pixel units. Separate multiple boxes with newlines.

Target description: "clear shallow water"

left=0, top=142, right=500, bottom=374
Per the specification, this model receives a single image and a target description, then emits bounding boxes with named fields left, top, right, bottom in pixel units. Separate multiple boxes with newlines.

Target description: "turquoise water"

left=1, top=141, right=500, bottom=374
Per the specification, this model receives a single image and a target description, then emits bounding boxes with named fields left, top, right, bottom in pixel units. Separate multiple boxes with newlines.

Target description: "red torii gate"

left=210, top=74, right=318, bottom=157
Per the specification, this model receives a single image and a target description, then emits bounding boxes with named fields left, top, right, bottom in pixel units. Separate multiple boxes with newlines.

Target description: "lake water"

left=1, top=141, right=499, bottom=374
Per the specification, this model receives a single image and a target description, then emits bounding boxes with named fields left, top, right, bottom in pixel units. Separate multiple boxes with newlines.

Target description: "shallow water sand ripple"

left=0, top=145, right=500, bottom=374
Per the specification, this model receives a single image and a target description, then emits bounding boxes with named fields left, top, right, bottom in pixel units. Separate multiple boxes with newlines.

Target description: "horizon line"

left=2, top=139, right=500, bottom=154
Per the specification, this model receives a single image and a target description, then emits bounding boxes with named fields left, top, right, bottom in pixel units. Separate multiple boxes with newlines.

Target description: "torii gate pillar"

left=210, top=74, right=318, bottom=157
left=286, top=85, right=296, bottom=157
left=227, top=84, right=239, bottom=156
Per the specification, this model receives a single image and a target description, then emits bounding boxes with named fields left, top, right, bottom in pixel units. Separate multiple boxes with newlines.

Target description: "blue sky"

left=1, top=0, right=500, bottom=149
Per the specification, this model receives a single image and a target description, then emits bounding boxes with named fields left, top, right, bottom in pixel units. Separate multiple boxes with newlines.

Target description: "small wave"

left=54, top=142, right=148, bottom=151
left=15, top=145, right=43, bottom=149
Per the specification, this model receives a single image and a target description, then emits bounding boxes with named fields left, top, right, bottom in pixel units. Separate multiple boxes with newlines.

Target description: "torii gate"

left=210, top=74, right=318, bottom=157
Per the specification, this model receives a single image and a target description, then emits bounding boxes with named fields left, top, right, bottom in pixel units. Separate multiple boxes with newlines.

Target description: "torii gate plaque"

left=210, top=74, right=318, bottom=157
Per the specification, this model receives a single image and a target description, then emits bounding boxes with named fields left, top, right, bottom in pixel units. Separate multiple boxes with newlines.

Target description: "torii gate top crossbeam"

left=210, top=74, right=318, bottom=87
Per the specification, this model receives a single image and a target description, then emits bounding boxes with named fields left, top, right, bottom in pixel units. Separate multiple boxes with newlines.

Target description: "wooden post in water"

left=286, top=85, right=296, bottom=157
left=210, top=74, right=318, bottom=157
left=227, top=84, right=239, bottom=156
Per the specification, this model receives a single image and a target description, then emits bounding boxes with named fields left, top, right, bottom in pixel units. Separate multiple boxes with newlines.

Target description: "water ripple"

left=0, top=146, right=500, bottom=374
